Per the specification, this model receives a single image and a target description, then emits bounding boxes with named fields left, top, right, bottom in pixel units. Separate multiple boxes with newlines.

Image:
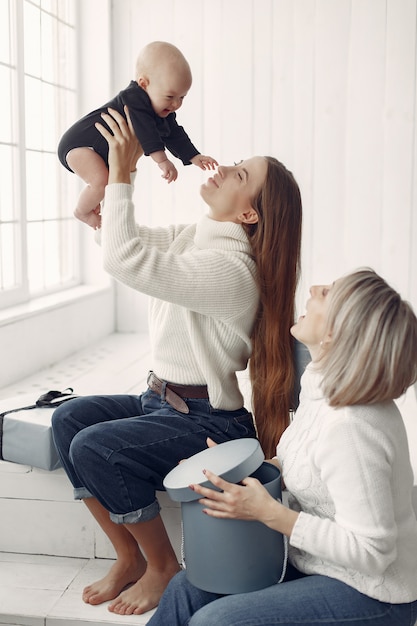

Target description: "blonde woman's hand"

left=191, top=467, right=273, bottom=522
left=192, top=468, right=298, bottom=536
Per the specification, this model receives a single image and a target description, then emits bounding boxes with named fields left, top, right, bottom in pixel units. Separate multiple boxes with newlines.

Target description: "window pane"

left=41, top=81, right=58, bottom=151
left=24, top=78, right=59, bottom=151
left=57, top=0, right=76, bottom=24
left=24, top=75, right=42, bottom=149
left=57, top=19, right=76, bottom=89
left=26, top=221, right=45, bottom=292
left=26, top=151, right=63, bottom=220
left=40, top=10, right=55, bottom=83
left=0, top=66, right=14, bottom=144
left=27, top=217, right=77, bottom=293
left=0, top=0, right=11, bottom=63
left=0, top=223, right=19, bottom=290
left=23, top=2, right=41, bottom=78
left=25, top=151, right=43, bottom=221
left=41, top=0, right=53, bottom=12
left=1, top=0, right=79, bottom=307
left=0, top=144, right=17, bottom=222
left=57, top=154, right=78, bottom=219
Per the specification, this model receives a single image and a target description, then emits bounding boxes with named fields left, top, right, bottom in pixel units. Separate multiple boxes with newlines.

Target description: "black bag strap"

left=35, top=388, right=77, bottom=407
left=0, top=388, right=77, bottom=461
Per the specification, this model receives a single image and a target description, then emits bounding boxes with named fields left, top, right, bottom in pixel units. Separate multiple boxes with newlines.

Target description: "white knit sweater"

left=98, top=182, right=259, bottom=409
left=276, top=363, right=417, bottom=603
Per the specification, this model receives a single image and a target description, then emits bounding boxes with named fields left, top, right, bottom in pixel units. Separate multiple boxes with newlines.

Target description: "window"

left=0, top=0, right=79, bottom=309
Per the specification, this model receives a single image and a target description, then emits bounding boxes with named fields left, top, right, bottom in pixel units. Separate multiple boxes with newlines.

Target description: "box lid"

left=163, top=438, right=264, bottom=502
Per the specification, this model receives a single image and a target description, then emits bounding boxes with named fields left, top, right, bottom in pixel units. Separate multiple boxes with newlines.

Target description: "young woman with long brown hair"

left=51, top=107, right=302, bottom=616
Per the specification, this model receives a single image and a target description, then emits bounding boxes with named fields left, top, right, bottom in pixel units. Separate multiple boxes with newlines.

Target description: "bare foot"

left=83, top=557, right=146, bottom=606
left=74, top=205, right=101, bottom=229
left=108, top=562, right=181, bottom=615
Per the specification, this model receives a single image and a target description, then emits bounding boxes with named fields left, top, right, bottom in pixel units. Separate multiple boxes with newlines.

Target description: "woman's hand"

left=191, top=467, right=298, bottom=536
left=95, top=106, right=143, bottom=184
left=192, top=468, right=274, bottom=522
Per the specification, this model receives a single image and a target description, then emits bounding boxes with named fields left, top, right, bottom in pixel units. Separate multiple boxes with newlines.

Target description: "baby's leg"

left=67, top=147, right=108, bottom=229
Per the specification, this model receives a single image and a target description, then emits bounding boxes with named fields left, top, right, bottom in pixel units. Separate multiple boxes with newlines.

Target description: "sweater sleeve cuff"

left=289, top=510, right=309, bottom=549
left=103, top=182, right=133, bottom=206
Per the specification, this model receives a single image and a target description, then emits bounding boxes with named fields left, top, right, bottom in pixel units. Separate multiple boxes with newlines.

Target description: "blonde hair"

left=244, top=157, right=302, bottom=457
left=320, top=269, right=417, bottom=406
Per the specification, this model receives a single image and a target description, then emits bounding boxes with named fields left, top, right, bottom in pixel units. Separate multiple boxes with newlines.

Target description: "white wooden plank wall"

left=105, top=0, right=417, bottom=328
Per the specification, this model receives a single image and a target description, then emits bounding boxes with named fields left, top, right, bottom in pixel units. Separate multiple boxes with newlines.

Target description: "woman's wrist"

left=108, top=165, right=131, bottom=185
left=261, top=499, right=298, bottom=538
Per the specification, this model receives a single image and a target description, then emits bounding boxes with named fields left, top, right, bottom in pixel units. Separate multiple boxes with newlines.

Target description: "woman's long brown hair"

left=244, top=157, right=302, bottom=457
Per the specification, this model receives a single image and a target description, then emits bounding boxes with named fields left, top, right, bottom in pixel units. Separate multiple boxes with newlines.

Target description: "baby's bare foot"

left=73, top=205, right=101, bottom=229
left=108, top=562, right=181, bottom=615
left=83, top=558, right=146, bottom=606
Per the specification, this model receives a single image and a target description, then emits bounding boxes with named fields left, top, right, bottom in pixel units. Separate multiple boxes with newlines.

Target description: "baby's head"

left=135, top=41, right=192, bottom=118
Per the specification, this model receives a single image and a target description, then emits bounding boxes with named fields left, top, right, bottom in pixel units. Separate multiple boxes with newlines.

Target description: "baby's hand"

left=191, top=154, right=218, bottom=171
left=158, top=159, right=178, bottom=183
left=74, top=205, right=101, bottom=230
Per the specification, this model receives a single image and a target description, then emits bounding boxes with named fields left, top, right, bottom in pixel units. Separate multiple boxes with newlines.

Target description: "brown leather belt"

left=147, top=371, right=209, bottom=414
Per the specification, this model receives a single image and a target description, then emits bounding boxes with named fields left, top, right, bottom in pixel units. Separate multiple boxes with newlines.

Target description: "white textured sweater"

left=276, top=363, right=417, bottom=603
left=98, top=182, right=259, bottom=409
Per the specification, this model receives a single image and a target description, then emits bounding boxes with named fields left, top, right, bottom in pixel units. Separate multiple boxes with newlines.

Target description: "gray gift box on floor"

left=164, top=438, right=285, bottom=594
left=0, top=393, right=68, bottom=471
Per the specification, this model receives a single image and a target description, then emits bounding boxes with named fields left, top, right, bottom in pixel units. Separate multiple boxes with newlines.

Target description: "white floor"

left=0, top=552, right=156, bottom=626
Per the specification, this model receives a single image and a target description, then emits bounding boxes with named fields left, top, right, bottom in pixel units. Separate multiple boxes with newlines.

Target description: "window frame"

left=0, top=0, right=81, bottom=310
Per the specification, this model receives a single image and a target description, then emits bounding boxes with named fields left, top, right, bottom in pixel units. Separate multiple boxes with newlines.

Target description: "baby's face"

left=140, top=70, right=191, bottom=118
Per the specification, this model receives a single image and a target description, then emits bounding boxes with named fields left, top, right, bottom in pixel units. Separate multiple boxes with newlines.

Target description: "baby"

left=58, top=41, right=218, bottom=229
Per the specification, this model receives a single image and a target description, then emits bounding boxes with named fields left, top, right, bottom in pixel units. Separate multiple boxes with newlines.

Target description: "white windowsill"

left=0, top=284, right=112, bottom=328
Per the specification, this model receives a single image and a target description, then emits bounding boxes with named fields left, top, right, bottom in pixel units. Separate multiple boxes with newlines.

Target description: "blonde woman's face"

left=291, top=283, right=334, bottom=359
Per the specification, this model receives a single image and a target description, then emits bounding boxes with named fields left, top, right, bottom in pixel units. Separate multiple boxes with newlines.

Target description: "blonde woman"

left=150, top=269, right=417, bottom=626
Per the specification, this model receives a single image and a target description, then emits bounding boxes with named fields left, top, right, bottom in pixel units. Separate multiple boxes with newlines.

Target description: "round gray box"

left=163, top=439, right=285, bottom=594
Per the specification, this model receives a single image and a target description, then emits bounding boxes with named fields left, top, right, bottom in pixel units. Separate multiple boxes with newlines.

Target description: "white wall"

left=109, top=0, right=417, bottom=330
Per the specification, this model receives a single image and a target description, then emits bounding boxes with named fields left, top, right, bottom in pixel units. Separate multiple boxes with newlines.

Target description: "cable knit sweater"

left=276, top=363, right=417, bottom=603
left=97, top=182, right=259, bottom=409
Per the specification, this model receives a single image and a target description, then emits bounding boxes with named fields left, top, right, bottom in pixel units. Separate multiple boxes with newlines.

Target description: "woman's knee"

left=51, top=400, right=80, bottom=449
left=52, top=396, right=109, bottom=436
left=189, top=605, right=220, bottom=626
left=51, top=401, right=69, bottom=430
left=68, top=424, right=102, bottom=467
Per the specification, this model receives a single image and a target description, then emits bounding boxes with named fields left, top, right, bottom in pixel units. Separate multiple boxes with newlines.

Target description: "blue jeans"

left=147, top=568, right=417, bottom=626
left=51, top=388, right=256, bottom=524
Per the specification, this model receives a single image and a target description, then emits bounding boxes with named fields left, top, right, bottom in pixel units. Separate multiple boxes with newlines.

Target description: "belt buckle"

left=147, top=371, right=189, bottom=414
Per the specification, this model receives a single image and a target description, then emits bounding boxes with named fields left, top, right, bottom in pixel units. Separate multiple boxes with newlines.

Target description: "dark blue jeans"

left=148, top=568, right=417, bottom=626
left=51, top=388, right=256, bottom=524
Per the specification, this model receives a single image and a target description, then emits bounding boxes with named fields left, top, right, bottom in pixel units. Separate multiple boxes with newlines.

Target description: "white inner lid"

left=163, top=438, right=264, bottom=501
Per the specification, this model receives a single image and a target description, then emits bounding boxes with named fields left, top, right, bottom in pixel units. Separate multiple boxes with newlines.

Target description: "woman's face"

left=200, top=157, right=267, bottom=224
left=291, top=283, right=334, bottom=359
